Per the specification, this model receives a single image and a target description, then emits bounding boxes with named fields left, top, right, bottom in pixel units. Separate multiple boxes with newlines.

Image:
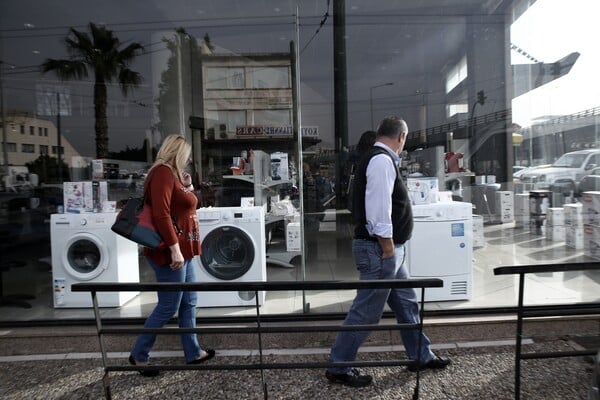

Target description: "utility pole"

left=56, top=92, right=63, bottom=182
left=0, top=61, right=8, bottom=168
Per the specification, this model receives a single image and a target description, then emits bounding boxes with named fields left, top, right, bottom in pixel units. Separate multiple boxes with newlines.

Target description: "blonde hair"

left=150, top=134, right=191, bottom=182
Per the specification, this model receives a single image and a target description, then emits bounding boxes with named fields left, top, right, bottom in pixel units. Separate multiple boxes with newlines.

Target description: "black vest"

left=353, top=146, right=413, bottom=244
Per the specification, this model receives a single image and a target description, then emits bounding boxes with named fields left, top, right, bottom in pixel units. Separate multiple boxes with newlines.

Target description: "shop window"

left=447, top=103, right=468, bottom=117
left=206, top=110, right=246, bottom=136
left=446, top=56, right=468, bottom=94
left=252, top=109, right=291, bottom=126
left=206, top=67, right=245, bottom=89
left=251, top=66, right=290, bottom=89
left=21, top=143, right=35, bottom=153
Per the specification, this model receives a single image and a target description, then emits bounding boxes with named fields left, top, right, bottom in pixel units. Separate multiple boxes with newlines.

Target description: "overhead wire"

left=300, top=0, right=330, bottom=55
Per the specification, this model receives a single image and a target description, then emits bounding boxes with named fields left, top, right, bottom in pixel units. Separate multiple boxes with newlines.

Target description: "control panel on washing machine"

left=197, top=207, right=263, bottom=224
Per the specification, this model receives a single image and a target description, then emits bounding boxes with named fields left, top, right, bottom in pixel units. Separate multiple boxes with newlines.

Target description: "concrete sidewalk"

left=0, top=318, right=597, bottom=399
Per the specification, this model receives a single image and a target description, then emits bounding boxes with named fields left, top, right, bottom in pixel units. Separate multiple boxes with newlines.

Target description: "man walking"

left=325, top=116, right=450, bottom=387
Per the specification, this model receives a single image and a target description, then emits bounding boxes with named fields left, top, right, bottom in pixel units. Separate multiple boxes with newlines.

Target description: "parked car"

left=578, top=166, right=600, bottom=195
left=517, top=149, right=600, bottom=192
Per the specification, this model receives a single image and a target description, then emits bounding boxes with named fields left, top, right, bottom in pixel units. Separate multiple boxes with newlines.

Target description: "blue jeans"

left=131, top=258, right=203, bottom=363
left=328, top=239, right=435, bottom=374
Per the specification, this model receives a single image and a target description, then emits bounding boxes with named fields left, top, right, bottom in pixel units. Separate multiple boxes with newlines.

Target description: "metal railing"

left=73, top=278, right=442, bottom=400
left=494, top=261, right=600, bottom=400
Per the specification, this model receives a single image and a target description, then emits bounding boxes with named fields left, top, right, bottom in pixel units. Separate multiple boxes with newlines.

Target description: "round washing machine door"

left=61, top=232, right=109, bottom=281
left=200, top=225, right=255, bottom=280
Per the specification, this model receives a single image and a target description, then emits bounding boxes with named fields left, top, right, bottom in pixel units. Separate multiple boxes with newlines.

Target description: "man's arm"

left=365, top=154, right=396, bottom=258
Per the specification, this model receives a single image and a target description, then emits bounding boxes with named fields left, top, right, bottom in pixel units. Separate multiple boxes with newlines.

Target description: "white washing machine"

left=406, top=201, right=473, bottom=302
left=51, top=212, right=140, bottom=308
left=196, top=206, right=266, bottom=307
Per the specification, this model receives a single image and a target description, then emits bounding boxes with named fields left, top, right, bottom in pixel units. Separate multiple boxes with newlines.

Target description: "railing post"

left=91, top=291, right=112, bottom=400
left=514, top=272, right=525, bottom=400
left=255, top=290, right=268, bottom=400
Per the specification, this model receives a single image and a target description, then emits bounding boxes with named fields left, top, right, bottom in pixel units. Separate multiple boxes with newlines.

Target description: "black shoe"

left=325, top=368, right=373, bottom=387
left=129, top=355, right=160, bottom=377
left=187, top=349, right=216, bottom=364
left=407, top=355, right=451, bottom=372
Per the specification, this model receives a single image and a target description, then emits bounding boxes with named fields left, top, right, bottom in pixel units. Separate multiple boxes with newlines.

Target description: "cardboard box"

left=285, top=222, right=301, bottom=252
left=566, top=225, right=584, bottom=249
left=63, top=182, right=93, bottom=213
left=583, top=224, right=600, bottom=260
left=514, top=193, right=530, bottom=216
left=92, top=181, right=108, bottom=212
left=546, top=225, right=565, bottom=242
left=546, top=208, right=565, bottom=226
left=407, top=177, right=439, bottom=205
left=271, top=152, right=289, bottom=181
left=514, top=214, right=529, bottom=229
left=581, top=191, right=600, bottom=225
left=564, top=203, right=583, bottom=226
left=472, top=214, right=485, bottom=248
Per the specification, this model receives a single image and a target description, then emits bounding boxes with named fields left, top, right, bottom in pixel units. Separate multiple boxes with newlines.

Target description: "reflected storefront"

left=1, top=0, right=600, bottom=323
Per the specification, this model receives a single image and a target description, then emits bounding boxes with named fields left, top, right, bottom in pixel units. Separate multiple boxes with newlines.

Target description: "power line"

left=300, top=0, right=330, bottom=55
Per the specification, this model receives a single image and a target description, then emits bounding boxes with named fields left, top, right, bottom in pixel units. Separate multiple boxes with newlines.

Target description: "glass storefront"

left=1, top=0, right=599, bottom=323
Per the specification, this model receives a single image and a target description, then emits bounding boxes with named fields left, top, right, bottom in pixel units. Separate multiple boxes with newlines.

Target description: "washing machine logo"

left=200, top=226, right=255, bottom=280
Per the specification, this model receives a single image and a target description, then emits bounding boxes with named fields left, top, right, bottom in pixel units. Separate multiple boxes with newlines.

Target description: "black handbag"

left=111, top=196, right=164, bottom=249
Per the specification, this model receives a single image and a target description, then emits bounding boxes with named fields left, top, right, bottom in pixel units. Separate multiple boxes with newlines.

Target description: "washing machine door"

left=200, top=226, right=255, bottom=280
left=61, top=232, right=109, bottom=281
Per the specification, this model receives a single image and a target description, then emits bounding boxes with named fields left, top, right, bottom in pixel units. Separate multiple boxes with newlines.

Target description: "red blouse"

left=143, top=165, right=201, bottom=266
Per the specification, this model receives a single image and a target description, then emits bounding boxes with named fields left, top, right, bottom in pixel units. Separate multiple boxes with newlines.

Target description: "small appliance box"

left=63, top=182, right=93, bottom=213
left=581, top=191, right=600, bottom=225
left=564, top=203, right=583, bottom=226
left=286, top=221, right=301, bottom=252
left=514, top=193, right=530, bottom=216
left=92, top=181, right=108, bottom=212
left=546, top=207, right=565, bottom=226
left=270, top=152, right=289, bottom=181
left=583, top=224, right=600, bottom=260
left=407, top=177, right=439, bottom=205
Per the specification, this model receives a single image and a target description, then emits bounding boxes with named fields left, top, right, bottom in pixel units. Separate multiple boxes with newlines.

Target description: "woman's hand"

left=182, top=172, right=194, bottom=192
left=169, top=244, right=185, bottom=270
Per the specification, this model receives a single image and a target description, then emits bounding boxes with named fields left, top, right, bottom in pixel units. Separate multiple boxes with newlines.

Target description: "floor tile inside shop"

left=1, top=220, right=599, bottom=322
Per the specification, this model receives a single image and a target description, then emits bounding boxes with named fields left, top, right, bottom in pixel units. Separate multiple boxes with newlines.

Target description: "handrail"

left=73, top=278, right=442, bottom=400
left=493, top=261, right=600, bottom=400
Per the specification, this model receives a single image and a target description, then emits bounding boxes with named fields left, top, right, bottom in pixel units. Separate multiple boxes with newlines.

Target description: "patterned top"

left=143, top=165, right=201, bottom=266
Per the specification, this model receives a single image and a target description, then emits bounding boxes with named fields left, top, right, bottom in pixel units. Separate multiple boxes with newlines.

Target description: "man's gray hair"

left=377, top=116, right=408, bottom=138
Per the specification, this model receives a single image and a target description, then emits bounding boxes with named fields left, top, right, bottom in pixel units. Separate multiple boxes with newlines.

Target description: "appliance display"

left=406, top=201, right=473, bottom=301
left=50, top=212, right=140, bottom=307
left=196, top=206, right=266, bottom=307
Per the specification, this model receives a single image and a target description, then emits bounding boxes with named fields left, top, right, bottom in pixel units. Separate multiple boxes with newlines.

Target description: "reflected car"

left=578, top=167, right=600, bottom=195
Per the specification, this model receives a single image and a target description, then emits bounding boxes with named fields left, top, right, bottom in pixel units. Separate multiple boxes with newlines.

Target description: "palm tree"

left=41, top=22, right=144, bottom=159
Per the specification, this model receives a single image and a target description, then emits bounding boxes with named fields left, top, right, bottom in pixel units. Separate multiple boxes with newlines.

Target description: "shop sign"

left=236, top=126, right=319, bottom=138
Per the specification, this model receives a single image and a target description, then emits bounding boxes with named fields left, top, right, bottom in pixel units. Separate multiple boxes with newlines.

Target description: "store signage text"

left=236, top=126, right=319, bottom=137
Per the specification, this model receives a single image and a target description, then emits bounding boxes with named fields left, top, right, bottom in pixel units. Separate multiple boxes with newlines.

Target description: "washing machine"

left=196, top=206, right=266, bottom=307
left=406, top=201, right=473, bottom=302
left=51, top=212, right=140, bottom=308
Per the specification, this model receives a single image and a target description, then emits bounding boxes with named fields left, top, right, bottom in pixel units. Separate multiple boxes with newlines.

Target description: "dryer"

left=51, top=212, right=140, bottom=307
left=196, top=206, right=266, bottom=307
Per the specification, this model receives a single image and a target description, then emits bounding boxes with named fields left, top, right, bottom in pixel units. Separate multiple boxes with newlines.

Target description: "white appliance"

left=406, top=202, right=473, bottom=302
left=50, top=212, right=140, bottom=307
left=196, top=206, right=266, bottom=307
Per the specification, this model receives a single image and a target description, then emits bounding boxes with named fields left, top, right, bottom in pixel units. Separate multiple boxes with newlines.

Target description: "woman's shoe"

left=187, top=349, right=216, bottom=364
left=128, top=355, right=160, bottom=377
